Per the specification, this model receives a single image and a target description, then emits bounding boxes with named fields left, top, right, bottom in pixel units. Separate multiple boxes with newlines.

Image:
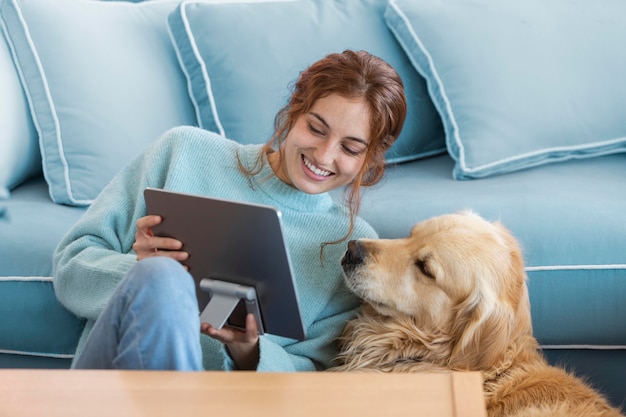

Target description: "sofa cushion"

left=0, top=178, right=86, bottom=366
left=0, top=178, right=86, bottom=277
left=0, top=0, right=197, bottom=206
left=167, top=0, right=445, bottom=164
left=385, top=0, right=626, bottom=179
left=0, top=29, right=39, bottom=201
left=0, top=277, right=85, bottom=365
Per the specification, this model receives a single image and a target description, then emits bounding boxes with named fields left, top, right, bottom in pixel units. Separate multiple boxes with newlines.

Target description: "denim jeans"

left=74, top=257, right=203, bottom=370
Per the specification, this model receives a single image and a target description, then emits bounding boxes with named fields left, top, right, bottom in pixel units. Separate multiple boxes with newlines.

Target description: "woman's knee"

left=123, top=257, right=196, bottom=303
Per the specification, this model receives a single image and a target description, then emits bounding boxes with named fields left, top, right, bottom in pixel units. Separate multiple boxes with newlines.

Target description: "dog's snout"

left=342, top=240, right=365, bottom=267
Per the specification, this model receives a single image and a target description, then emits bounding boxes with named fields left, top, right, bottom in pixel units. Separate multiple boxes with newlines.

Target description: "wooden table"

left=0, top=370, right=486, bottom=417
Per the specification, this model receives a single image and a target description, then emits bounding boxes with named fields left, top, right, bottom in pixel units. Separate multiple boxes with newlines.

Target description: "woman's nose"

left=314, top=139, right=339, bottom=163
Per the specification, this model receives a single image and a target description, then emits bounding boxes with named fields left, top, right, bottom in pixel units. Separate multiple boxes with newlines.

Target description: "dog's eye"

left=416, top=259, right=435, bottom=280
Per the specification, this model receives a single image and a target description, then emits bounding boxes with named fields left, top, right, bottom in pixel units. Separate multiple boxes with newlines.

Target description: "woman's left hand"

left=201, top=313, right=260, bottom=370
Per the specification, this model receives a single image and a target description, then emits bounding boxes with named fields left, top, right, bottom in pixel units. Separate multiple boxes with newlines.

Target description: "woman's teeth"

left=303, top=156, right=332, bottom=177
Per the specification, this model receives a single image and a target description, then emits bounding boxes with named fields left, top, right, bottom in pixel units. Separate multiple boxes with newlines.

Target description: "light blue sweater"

left=53, top=126, right=377, bottom=371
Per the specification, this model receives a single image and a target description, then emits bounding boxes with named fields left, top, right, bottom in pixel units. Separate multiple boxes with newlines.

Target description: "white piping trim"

left=179, top=0, right=225, bottom=136
left=0, top=276, right=52, bottom=282
left=526, top=264, right=626, bottom=272
left=167, top=18, right=203, bottom=131
left=460, top=138, right=626, bottom=175
left=386, top=1, right=464, bottom=167
left=540, top=345, right=626, bottom=351
left=387, top=0, right=465, bottom=168
left=0, top=349, right=74, bottom=359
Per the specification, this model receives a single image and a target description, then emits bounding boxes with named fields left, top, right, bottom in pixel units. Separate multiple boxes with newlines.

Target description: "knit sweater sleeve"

left=53, top=159, right=150, bottom=320
left=53, top=126, right=218, bottom=321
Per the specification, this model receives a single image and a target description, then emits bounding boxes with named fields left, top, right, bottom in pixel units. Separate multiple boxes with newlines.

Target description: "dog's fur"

left=333, top=212, right=623, bottom=417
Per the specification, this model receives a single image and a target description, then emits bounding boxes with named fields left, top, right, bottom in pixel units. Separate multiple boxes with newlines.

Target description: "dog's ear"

left=447, top=290, right=515, bottom=370
left=447, top=222, right=532, bottom=371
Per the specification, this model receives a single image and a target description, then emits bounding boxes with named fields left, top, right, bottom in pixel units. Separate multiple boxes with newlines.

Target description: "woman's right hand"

left=132, top=215, right=189, bottom=266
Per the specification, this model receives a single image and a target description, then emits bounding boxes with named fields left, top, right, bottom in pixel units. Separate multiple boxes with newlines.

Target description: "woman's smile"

left=302, top=154, right=333, bottom=179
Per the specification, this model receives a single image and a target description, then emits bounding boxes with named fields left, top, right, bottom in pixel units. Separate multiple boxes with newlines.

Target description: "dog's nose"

left=342, top=240, right=364, bottom=266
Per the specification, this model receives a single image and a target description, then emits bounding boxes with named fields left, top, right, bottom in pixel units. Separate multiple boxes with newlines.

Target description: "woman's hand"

left=201, top=313, right=260, bottom=370
left=132, top=215, right=188, bottom=266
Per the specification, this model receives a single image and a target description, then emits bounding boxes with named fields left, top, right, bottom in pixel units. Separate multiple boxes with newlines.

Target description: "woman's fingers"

left=136, top=214, right=162, bottom=232
left=133, top=215, right=187, bottom=263
left=200, top=314, right=259, bottom=343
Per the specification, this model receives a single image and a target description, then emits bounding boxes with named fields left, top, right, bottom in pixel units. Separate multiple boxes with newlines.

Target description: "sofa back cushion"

left=0, top=0, right=197, bottom=206
left=168, top=0, right=445, bottom=165
left=385, top=0, right=626, bottom=179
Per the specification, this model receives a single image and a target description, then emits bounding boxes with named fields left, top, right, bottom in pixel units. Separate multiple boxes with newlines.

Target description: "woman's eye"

left=342, top=146, right=361, bottom=156
left=308, top=123, right=324, bottom=136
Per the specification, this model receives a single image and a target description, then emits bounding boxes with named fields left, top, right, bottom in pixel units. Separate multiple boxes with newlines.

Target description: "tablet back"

left=144, top=188, right=306, bottom=341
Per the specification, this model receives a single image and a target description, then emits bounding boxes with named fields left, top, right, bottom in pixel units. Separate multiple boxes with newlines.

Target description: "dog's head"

left=341, top=211, right=534, bottom=370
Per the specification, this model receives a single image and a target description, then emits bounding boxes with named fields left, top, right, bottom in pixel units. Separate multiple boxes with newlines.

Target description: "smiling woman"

left=253, top=50, right=407, bottom=236
left=52, top=50, right=408, bottom=373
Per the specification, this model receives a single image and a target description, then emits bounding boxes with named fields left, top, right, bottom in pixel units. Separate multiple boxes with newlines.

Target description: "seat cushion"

left=0, top=179, right=86, bottom=277
left=0, top=277, right=84, bottom=365
left=0, top=178, right=86, bottom=365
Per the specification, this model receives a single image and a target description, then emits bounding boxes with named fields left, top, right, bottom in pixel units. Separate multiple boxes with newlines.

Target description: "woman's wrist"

left=227, top=342, right=260, bottom=370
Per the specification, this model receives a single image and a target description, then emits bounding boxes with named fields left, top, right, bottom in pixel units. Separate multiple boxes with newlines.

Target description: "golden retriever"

left=333, top=211, right=623, bottom=417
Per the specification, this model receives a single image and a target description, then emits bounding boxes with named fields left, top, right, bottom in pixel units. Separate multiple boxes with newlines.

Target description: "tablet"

left=143, top=188, right=306, bottom=341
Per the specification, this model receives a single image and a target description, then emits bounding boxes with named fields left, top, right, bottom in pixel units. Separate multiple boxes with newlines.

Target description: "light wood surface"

left=0, top=370, right=486, bottom=417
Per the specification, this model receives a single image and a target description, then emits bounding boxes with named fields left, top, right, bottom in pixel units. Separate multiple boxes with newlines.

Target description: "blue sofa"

left=1, top=0, right=625, bottom=409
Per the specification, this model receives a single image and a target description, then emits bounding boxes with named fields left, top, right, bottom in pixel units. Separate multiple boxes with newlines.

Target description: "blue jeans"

left=74, top=257, right=203, bottom=370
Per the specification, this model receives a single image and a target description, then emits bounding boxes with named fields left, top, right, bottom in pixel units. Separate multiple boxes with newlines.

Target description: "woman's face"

left=269, top=93, right=372, bottom=195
